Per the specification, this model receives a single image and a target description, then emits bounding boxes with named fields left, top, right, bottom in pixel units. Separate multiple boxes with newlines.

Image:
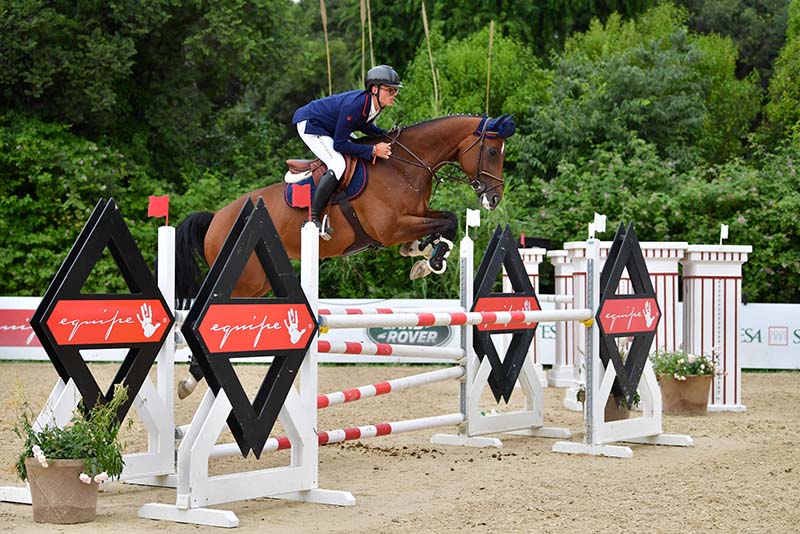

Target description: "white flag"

left=466, top=209, right=481, bottom=228
left=720, top=224, right=729, bottom=242
left=593, top=212, right=607, bottom=233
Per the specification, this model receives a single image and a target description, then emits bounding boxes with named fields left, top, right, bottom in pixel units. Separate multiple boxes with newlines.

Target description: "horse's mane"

left=398, top=113, right=482, bottom=130
left=353, top=114, right=481, bottom=145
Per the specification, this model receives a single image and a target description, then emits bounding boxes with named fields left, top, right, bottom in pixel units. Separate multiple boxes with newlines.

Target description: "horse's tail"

left=175, top=211, right=214, bottom=306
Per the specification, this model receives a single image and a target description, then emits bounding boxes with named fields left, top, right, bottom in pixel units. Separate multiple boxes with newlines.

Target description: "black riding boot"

left=311, top=169, right=339, bottom=237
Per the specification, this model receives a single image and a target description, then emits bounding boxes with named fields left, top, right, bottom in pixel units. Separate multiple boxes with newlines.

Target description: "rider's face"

left=376, top=85, right=398, bottom=107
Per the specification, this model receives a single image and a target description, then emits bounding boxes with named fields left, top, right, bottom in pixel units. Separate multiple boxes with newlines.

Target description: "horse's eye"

left=488, top=147, right=499, bottom=157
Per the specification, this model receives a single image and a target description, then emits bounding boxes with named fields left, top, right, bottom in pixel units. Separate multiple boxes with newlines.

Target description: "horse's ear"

left=497, top=114, right=516, bottom=138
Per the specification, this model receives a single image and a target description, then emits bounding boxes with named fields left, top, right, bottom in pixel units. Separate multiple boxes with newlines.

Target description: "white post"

left=546, top=250, right=575, bottom=387
left=680, top=245, right=752, bottom=412
left=297, top=221, right=322, bottom=494
left=269, top=221, right=354, bottom=505
left=430, top=233, right=505, bottom=448
left=156, top=225, right=176, bottom=449
left=585, top=237, right=601, bottom=447
left=123, top=226, right=178, bottom=481
left=562, top=241, right=611, bottom=409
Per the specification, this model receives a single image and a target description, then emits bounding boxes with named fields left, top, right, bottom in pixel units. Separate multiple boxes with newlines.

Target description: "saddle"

left=282, top=156, right=380, bottom=255
left=284, top=155, right=359, bottom=191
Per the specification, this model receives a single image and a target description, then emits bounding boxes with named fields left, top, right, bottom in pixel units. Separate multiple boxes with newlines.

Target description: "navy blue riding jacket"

left=292, top=90, right=387, bottom=161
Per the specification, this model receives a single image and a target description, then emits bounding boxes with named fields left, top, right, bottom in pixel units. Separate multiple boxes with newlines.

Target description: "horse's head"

left=457, top=114, right=516, bottom=210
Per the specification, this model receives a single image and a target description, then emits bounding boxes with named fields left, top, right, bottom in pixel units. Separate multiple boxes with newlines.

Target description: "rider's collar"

left=368, top=95, right=381, bottom=121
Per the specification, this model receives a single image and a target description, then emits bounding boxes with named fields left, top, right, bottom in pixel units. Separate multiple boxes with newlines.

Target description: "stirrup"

left=318, top=213, right=333, bottom=240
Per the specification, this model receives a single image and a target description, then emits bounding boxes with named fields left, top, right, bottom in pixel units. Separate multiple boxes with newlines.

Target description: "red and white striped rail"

left=317, top=340, right=463, bottom=360
left=207, top=413, right=465, bottom=458
left=317, top=366, right=464, bottom=409
left=319, top=306, right=458, bottom=315
left=175, top=367, right=465, bottom=440
left=318, top=308, right=593, bottom=330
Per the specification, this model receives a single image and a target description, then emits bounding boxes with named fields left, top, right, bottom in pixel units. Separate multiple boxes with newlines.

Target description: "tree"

left=383, top=26, right=546, bottom=125
left=764, top=0, right=800, bottom=146
left=0, top=113, right=155, bottom=294
left=0, top=0, right=308, bottom=184
left=676, top=0, right=790, bottom=84
left=515, top=4, right=760, bottom=179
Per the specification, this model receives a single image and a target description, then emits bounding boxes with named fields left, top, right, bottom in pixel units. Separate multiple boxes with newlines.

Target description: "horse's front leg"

left=392, top=211, right=458, bottom=279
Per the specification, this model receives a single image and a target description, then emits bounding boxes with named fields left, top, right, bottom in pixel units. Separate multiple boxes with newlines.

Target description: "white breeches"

left=296, top=120, right=346, bottom=179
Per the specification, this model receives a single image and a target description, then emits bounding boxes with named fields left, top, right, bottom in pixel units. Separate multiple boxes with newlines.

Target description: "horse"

left=174, top=113, right=516, bottom=398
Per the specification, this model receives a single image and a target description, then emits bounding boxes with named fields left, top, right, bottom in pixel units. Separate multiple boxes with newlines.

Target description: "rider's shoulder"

left=338, top=89, right=370, bottom=103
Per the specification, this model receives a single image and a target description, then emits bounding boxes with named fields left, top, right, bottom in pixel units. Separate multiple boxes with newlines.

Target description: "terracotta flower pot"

left=604, top=394, right=630, bottom=422
left=25, top=458, right=99, bottom=524
left=578, top=392, right=630, bottom=421
left=658, top=374, right=712, bottom=416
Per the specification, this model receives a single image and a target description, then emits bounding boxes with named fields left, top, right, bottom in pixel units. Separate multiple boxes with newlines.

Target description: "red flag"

left=291, top=183, right=309, bottom=204
left=148, top=195, right=170, bottom=225
left=292, top=184, right=312, bottom=221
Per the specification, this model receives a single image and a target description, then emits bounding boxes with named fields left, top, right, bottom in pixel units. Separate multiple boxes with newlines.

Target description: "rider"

left=292, top=64, right=401, bottom=236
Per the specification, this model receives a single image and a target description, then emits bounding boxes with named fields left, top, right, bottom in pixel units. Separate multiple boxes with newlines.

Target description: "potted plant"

left=650, top=350, right=715, bottom=416
left=13, top=385, right=129, bottom=524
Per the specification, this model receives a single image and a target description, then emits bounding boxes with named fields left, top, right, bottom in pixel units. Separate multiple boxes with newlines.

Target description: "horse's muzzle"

left=480, top=193, right=500, bottom=210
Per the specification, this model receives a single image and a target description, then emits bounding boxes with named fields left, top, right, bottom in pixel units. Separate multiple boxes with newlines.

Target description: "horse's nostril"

left=492, top=194, right=499, bottom=206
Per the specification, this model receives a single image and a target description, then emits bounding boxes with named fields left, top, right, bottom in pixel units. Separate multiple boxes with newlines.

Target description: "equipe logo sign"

left=472, top=295, right=540, bottom=332
left=197, top=303, right=316, bottom=353
left=0, top=310, right=41, bottom=347
left=597, top=297, right=660, bottom=335
left=45, top=299, right=171, bottom=345
left=366, top=325, right=452, bottom=347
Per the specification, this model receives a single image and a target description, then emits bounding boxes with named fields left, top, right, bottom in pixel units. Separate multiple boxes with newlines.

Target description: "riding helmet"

left=366, top=65, right=403, bottom=89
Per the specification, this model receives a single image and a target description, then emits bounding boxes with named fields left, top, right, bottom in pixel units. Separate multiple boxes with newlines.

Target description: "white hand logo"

left=284, top=308, right=306, bottom=344
left=644, top=301, right=656, bottom=328
left=136, top=303, right=161, bottom=338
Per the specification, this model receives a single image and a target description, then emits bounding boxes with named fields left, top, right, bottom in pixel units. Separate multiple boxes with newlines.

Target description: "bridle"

left=385, top=119, right=505, bottom=197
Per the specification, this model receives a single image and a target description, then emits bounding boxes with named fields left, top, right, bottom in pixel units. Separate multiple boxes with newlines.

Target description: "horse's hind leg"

left=178, top=357, right=205, bottom=399
left=394, top=211, right=458, bottom=279
left=399, top=211, right=458, bottom=256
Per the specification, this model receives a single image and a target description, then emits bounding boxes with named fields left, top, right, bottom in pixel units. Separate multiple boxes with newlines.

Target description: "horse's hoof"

left=400, top=240, right=433, bottom=258
left=429, top=258, right=447, bottom=275
left=178, top=377, right=197, bottom=400
left=410, top=259, right=433, bottom=280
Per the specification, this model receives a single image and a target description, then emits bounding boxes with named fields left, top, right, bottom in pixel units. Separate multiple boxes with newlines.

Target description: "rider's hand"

left=373, top=142, right=392, bottom=159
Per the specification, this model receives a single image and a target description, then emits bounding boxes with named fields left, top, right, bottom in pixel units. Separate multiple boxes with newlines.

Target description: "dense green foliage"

left=1, top=1, right=798, bottom=303
left=676, top=0, right=790, bottom=84
left=765, top=0, right=800, bottom=146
